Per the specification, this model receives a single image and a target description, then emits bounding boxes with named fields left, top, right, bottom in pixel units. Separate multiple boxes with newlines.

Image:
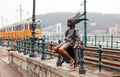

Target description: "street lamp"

left=84, top=0, right=87, bottom=47
left=29, top=0, right=37, bottom=57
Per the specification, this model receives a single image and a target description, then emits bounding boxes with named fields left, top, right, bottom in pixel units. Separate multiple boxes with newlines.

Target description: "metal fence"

left=86, top=35, right=120, bottom=49
left=44, top=34, right=120, bottom=49
left=1, top=34, right=120, bottom=53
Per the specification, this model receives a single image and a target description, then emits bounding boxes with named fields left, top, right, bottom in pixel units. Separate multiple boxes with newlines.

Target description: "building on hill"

left=109, top=25, right=120, bottom=34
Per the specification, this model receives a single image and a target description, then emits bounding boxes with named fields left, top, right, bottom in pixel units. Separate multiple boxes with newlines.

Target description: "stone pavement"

left=0, top=58, right=23, bottom=77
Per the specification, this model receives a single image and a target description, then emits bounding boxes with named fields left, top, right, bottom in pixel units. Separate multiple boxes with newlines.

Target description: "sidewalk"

left=0, top=58, right=23, bottom=77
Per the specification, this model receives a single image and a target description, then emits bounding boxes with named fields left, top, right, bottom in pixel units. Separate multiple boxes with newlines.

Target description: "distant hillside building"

left=109, top=25, right=120, bottom=34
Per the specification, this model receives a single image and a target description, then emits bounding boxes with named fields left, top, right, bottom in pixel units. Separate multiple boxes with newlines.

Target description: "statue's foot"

left=66, top=59, right=71, bottom=63
left=70, top=58, right=75, bottom=66
left=62, top=57, right=71, bottom=63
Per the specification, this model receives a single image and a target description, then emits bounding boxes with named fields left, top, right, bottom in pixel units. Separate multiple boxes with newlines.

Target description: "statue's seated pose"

left=53, top=12, right=88, bottom=66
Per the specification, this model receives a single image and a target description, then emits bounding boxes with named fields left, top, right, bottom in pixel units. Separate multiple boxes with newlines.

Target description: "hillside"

left=28, top=12, right=120, bottom=34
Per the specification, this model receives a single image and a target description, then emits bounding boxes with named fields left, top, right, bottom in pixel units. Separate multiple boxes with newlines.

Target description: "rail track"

left=85, top=47, right=120, bottom=61
left=46, top=46, right=120, bottom=68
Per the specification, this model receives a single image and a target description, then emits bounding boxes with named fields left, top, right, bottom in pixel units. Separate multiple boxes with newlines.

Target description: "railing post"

left=1, top=38, right=4, bottom=47
left=0, top=38, right=2, bottom=46
left=91, top=40, right=93, bottom=46
left=106, top=41, right=108, bottom=48
left=95, top=35, right=96, bottom=47
left=79, top=41, right=86, bottom=74
left=24, top=39, right=27, bottom=55
left=37, top=38, right=41, bottom=54
left=21, top=40, right=24, bottom=53
left=41, top=36, right=46, bottom=60
left=0, top=38, right=1, bottom=46
left=116, top=41, right=118, bottom=49
left=18, top=40, right=20, bottom=52
left=50, top=41, right=53, bottom=59
left=3, top=38, right=4, bottom=47
left=111, top=35, right=113, bottom=48
left=97, top=44, right=103, bottom=72
left=28, top=40, right=31, bottom=54
left=56, top=40, right=62, bottom=66
left=26, top=37, right=29, bottom=54
left=99, top=40, right=100, bottom=45
left=13, top=40, right=16, bottom=51
left=103, top=36, right=104, bottom=42
left=19, top=40, right=22, bottom=53
left=7, top=39, right=10, bottom=47
left=16, top=40, right=19, bottom=52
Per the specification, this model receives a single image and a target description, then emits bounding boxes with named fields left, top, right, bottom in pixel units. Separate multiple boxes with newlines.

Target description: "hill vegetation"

left=29, top=12, right=120, bottom=34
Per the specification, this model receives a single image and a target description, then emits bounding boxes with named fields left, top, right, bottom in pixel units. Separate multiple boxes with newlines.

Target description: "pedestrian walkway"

left=0, top=58, right=23, bottom=77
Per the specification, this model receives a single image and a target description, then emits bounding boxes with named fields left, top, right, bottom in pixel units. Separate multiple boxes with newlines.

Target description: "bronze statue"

left=54, top=12, right=88, bottom=66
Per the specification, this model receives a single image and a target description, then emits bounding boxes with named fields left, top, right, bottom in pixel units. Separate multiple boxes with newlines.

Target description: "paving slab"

left=0, top=58, right=23, bottom=77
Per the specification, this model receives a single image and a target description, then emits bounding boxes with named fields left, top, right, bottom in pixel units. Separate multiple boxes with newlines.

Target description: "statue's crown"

left=68, top=12, right=88, bottom=25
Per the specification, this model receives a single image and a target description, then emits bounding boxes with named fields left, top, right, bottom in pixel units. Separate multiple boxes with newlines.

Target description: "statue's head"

left=67, top=19, right=74, bottom=28
left=67, top=12, right=88, bottom=28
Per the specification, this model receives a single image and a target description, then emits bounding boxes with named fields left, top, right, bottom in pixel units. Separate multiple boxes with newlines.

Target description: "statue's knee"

left=59, top=48, right=63, bottom=52
left=53, top=47, right=58, bottom=52
left=53, top=47, right=56, bottom=51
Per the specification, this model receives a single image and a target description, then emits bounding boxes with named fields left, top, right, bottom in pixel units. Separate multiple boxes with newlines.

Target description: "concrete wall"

left=0, top=46, right=8, bottom=57
left=9, top=51, right=80, bottom=77
left=0, top=46, right=97, bottom=77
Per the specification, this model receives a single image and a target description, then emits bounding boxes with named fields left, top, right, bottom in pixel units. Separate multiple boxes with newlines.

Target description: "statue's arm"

left=79, top=12, right=86, bottom=18
left=65, top=29, right=69, bottom=37
left=73, top=30, right=81, bottom=49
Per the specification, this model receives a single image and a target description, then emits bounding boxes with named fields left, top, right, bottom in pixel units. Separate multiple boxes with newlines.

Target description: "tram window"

left=5, top=27, right=7, bottom=32
left=29, top=24, right=32, bottom=30
left=3, top=28, right=5, bottom=32
left=16, top=25, right=18, bottom=31
left=20, top=25, right=22, bottom=30
left=18, top=24, right=21, bottom=30
left=7, top=27, right=9, bottom=32
left=15, top=26, right=17, bottom=31
left=36, top=24, right=41, bottom=29
left=10, top=27, right=12, bottom=32
left=13, top=26, right=16, bottom=31
left=4, top=28, right=5, bottom=32
left=13, top=27, right=14, bottom=31
left=7, top=27, right=8, bottom=32
left=16, top=26, right=18, bottom=31
left=25, top=25, right=26, bottom=30
left=7, top=28, right=8, bottom=32
left=11, top=27, right=13, bottom=32
left=20, top=25, right=23, bottom=30
left=3, top=29, right=5, bottom=32
left=9, top=27, right=12, bottom=32
left=22, top=24, right=24, bottom=30
left=25, top=24, right=28, bottom=30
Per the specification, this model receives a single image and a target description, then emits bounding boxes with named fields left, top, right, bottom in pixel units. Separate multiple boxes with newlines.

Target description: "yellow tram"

left=0, top=20, right=42, bottom=40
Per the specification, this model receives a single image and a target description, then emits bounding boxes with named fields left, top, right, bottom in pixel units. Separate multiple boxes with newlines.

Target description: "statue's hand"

left=83, top=12, right=87, bottom=15
left=73, top=44, right=78, bottom=49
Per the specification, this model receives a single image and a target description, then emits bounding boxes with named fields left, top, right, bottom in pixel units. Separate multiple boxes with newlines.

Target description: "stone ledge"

left=9, top=51, right=98, bottom=77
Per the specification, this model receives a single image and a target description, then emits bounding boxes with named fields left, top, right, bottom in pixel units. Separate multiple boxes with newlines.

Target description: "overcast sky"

left=0, top=0, right=120, bottom=26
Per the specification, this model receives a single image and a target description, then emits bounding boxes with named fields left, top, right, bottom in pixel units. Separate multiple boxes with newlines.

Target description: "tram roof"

left=0, top=19, right=41, bottom=29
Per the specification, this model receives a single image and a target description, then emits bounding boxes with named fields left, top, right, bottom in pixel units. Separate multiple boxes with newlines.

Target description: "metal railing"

left=0, top=35, right=120, bottom=73
left=86, top=35, right=120, bottom=49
